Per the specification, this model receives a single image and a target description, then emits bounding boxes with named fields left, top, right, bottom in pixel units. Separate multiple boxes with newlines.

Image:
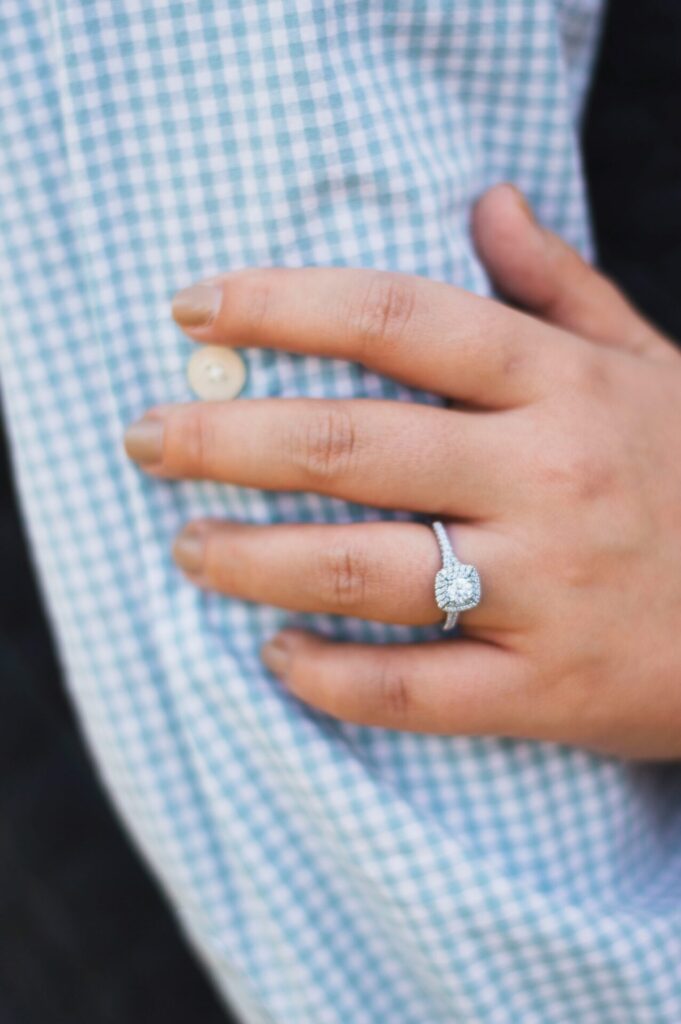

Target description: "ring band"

left=432, top=521, right=481, bottom=630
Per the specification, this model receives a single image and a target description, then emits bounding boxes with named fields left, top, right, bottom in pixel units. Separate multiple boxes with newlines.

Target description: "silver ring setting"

left=432, top=521, right=481, bottom=630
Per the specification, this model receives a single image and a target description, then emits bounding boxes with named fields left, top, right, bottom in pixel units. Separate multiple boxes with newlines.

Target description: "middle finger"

left=126, top=399, right=515, bottom=519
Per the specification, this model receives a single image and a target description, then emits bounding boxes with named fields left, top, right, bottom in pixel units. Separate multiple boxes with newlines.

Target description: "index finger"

left=172, top=266, right=580, bottom=409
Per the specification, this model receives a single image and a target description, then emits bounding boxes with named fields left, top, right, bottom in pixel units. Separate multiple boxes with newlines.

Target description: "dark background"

left=583, top=0, right=681, bottom=342
left=1, top=1, right=680, bottom=1020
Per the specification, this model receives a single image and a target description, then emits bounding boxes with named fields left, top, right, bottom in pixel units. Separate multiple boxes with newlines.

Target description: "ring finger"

left=172, top=520, right=525, bottom=631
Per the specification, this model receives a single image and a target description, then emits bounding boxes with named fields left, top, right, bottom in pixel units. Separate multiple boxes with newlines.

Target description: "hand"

left=124, top=185, right=681, bottom=759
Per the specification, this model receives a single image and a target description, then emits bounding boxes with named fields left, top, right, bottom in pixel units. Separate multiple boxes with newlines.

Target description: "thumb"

left=472, top=183, right=672, bottom=360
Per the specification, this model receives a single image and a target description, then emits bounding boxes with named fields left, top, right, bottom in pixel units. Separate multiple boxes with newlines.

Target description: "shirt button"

left=186, top=346, right=246, bottom=401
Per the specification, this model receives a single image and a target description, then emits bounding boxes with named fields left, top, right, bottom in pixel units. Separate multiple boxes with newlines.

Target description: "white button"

left=186, top=346, right=246, bottom=401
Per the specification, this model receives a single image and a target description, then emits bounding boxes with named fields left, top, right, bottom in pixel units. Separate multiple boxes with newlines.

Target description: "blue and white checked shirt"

left=2, top=3, right=681, bottom=1022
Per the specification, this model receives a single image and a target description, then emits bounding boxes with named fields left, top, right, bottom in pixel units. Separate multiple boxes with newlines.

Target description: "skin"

left=124, top=184, right=681, bottom=759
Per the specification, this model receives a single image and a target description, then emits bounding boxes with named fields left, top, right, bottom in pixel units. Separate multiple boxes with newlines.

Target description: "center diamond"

left=448, top=576, right=475, bottom=604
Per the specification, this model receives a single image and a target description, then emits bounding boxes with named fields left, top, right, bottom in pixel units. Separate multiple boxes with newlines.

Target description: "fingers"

left=171, top=265, right=579, bottom=409
left=125, top=399, right=513, bottom=518
left=472, top=183, right=673, bottom=360
left=171, top=521, right=519, bottom=629
left=260, top=630, right=534, bottom=735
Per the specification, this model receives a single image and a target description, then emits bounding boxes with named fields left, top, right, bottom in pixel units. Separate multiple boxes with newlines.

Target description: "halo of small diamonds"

left=431, top=522, right=482, bottom=630
left=435, top=564, right=481, bottom=615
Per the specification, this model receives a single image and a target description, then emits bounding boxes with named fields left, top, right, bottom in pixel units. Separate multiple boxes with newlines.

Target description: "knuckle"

left=443, top=306, right=531, bottom=394
left=321, top=543, right=370, bottom=611
left=373, top=662, right=412, bottom=720
left=204, top=530, right=241, bottom=592
left=289, top=407, right=357, bottom=482
left=478, top=309, right=524, bottom=376
left=551, top=546, right=599, bottom=591
left=302, top=655, right=351, bottom=720
left=538, top=431, right=617, bottom=505
left=564, top=449, right=616, bottom=504
left=308, top=655, right=413, bottom=725
left=353, top=271, right=417, bottom=352
left=173, top=407, right=218, bottom=476
left=554, top=648, right=608, bottom=726
left=570, top=346, right=613, bottom=399
left=523, top=643, right=606, bottom=743
left=499, top=336, right=529, bottom=380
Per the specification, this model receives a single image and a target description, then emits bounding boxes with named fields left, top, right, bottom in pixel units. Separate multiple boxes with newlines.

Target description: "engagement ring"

left=432, top=521, right=481, bottom=630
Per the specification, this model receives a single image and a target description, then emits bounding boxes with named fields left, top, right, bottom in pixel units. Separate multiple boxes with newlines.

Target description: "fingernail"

left=171, top=282, right=222, bottom=328
left=509, top=184, right=536, bottom=223
left=124, top=417, right=164, bottom=465
left=172, top=524, right=206, bottom=576
left=262, top=635, right=293, bottom=679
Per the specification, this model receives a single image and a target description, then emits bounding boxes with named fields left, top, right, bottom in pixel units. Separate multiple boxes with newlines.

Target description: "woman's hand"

left=124, top=185, right=681, bottom=759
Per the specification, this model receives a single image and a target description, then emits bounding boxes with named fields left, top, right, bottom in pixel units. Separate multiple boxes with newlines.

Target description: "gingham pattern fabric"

left=1, top=3, right=681, bottom=1022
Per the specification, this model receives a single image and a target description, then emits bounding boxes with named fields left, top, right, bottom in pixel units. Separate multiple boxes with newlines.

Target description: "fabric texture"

left=1, top=2, right=680, bottom=1022
left=0, top=426, right=230, bottom=1023
left=583, top=0, right=681, bottom=342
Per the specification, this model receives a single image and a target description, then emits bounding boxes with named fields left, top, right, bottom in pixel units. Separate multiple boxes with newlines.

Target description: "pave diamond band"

left=432, top=521, right=481, bottom=631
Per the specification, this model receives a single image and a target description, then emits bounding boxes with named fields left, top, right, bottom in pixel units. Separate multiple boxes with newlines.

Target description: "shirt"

left=1, top=3, right=681, bottom=1022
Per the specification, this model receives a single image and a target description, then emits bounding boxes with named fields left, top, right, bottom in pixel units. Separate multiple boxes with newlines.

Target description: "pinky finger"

left=262, top=630, right=535, bottom=736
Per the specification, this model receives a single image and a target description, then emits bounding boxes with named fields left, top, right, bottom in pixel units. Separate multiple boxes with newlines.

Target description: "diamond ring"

left=432, top=521, right=481, bottom=631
